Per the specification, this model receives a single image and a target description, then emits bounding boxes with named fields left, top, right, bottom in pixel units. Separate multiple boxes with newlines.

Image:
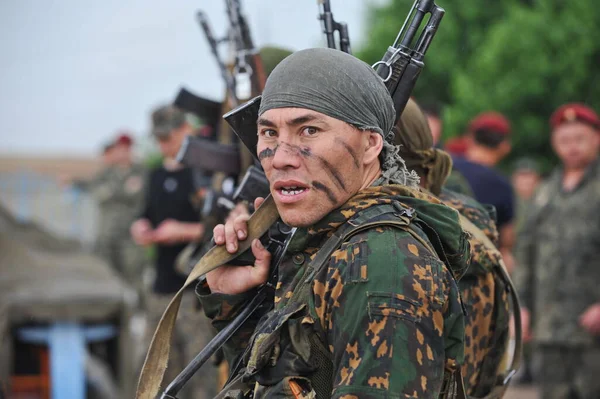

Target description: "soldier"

left=64, top=134, right=147, bottom=300
left=514, top=103, right=600, bottom=399
left=452, top=113, right=516, bottom=273
left=199, top=48, right=469, bottom=398
left=395, top=99, right=513, bottom=397
left=420, top=100, right=444, bottom=146
left=510, top=158, right=541, bottom=235
left=99, top=133, right=148, bottom=297
left=130, top=105, right=215, bottom=399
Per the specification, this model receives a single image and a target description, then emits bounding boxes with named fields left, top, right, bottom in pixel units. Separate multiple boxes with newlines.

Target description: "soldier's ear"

left=363, top=131, right=383, bottom=165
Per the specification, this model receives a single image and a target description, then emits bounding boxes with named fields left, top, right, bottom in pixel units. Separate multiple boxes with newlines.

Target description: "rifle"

left=317, top=0, right=351, bottom=53
left=173, top=87, right=222, bottom=136
left=225, top=0, right=267, bottom=99
left=223, top=1, right=444, bottom=158
left=196, top=10, right=240, bottom=107
left=373, top=0, right=444, bottom=121
left=176, top=136, right=241, bottom=175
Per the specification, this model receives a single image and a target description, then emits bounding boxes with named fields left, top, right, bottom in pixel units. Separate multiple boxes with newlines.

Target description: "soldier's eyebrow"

left=257, top=114, right=330, bottom=129
left=257, top=117, right=276, bottom=128
left=286, top=114, right=328, bottom=127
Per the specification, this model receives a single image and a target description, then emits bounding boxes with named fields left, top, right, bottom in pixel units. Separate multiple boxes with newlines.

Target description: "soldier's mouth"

left=273, top=180, right=310, bottom=203
left=280, top=186, right=307, bottom=196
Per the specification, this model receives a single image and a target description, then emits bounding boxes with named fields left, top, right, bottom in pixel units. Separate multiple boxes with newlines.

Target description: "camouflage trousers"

left=144, top=289, right=218, bottom=399
left=537, top=344, right=600, bottom=399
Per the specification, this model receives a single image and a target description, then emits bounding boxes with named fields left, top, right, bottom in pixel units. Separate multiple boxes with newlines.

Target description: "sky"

left=0, top=0, right=374, bottom=156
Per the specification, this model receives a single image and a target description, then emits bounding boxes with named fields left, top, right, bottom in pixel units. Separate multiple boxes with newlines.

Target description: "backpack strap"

left=458, top=214, right=523, bottom=399
left=290, top=202, right=417, bottom=303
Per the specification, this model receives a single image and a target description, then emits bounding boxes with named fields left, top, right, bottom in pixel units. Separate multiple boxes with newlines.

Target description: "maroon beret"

left=468, top=112, right=511, bottom=135
left=444, top=136, right=469, bottom=156
left=115, top=132, right=134, bottom=146
left=550, top=103, right=600, bottom=130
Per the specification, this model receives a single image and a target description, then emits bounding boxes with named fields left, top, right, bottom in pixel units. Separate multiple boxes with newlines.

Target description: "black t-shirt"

left=141, top=166, right=200, bottom=294
left=452, top=157, right=515, bottom=229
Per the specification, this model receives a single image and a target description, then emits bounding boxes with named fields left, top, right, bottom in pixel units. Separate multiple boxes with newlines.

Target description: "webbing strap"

left=136, top=195, right=280, bottom=399
left=457, top=214, right=523, bottom=398
left=291, top=205, right=413, bottom=304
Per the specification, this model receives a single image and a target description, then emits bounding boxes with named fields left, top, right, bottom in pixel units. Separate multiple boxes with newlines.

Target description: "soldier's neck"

left=163, top=158, right=183, bottom=171
left=561, top=168, right=586, bottom=192
left=465, top=146, right=500, bottom=168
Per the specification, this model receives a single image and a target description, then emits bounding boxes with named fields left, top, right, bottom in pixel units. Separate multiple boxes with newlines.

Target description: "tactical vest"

left=217, top=201, right=467, bottom=399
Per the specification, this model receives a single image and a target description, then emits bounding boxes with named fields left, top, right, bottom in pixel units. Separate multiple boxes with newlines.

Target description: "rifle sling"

left=135, top=195, right=280, bottom=399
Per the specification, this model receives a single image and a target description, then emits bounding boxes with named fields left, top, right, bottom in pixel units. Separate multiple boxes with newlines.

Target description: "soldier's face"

left=257, top=108, right=383, bottom=227
left=157, top=129, right=186, bottom=159
left=551, top=122, right=600, bottom=169
left=512, top=170, right=540, bottom=200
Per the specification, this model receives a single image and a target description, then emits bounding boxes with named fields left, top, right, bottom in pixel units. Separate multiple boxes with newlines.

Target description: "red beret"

left=550, top=103, right=600, bottom=130
left=115, top=133, right=134, bottom=146
left=444, top=136, right=469, bottom=156
left=468, top=112, right=511, bottom=135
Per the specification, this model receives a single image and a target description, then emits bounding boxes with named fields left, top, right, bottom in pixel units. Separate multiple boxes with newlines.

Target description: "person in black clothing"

left=452, top=111, right=516, bottom=273
left=130, top=104, right=215, bottom=399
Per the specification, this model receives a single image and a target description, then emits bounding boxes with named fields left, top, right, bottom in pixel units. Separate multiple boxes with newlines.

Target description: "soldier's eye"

left=302, top=126, right=319, bottom=136
left=261, top=129, right=277, bottom=138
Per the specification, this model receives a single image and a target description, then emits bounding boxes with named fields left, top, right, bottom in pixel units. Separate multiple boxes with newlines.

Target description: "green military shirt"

left=200, top=185, right=468, bottom=398
left=514, top=157, right=600, bottom=345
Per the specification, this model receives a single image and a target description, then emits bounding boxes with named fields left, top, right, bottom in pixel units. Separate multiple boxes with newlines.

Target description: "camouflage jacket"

left=199, top=185, right=469, bottom=398
left=76, top=164, right=147, bottom=237
left=514, top=158, right=600, bottom=345
left=439, top=189, right=510, bottom=397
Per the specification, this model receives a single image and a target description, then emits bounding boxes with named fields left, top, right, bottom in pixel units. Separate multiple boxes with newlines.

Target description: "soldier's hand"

left=579, top=303, right=600, bottom=336
left=207, top=198, right=270, bottom=295
left=153, top=219, right=186, bottom=245
left=131, top=219, right=153, bottom=246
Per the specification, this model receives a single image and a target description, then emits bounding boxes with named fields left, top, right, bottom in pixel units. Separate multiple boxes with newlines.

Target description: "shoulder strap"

left=458, top=214, right=523, bottom=398
left=291, top=202, right=418, bottom=304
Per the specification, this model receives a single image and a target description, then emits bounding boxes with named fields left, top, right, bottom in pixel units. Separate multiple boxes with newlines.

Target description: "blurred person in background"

left=61, top=133, right=148, bottom=305
left=511, top=158, right=542, bottom=234
left=420, top=100, right=444, bottom=146
left=452, top=112, right=516, bottom=272
left=130, top=104, right=215, bottom=399
left=514, top=103, right=600, bottom=399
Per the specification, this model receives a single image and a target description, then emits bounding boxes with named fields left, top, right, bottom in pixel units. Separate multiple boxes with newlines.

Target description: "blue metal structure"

left=18, top=322, right=117, bottom=399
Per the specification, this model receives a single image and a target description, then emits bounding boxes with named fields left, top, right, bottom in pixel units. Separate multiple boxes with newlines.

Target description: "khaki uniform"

left=75, top=164, right=148, bottom=301
left=514, top=158, right=600, bottom=399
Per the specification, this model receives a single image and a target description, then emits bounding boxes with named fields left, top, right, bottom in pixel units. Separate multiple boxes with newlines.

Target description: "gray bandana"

left=258, top=48, right=419, bottom=187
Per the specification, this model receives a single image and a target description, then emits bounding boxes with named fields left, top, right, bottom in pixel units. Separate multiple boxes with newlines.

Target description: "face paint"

left=279, top=142, right=312, bottom=158
left=312, top=181, right=337, bottom=204
left=335, top=137, right=360, bottom=169
left=258, top=145, right=279, bottom=161
left=314, top=154, right=347, bottom=191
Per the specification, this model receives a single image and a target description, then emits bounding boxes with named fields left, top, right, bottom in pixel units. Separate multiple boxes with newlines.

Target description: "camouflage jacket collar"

left=288, top=184, right=470, bottom=280
left=553, top=156, right=600, bottom=194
